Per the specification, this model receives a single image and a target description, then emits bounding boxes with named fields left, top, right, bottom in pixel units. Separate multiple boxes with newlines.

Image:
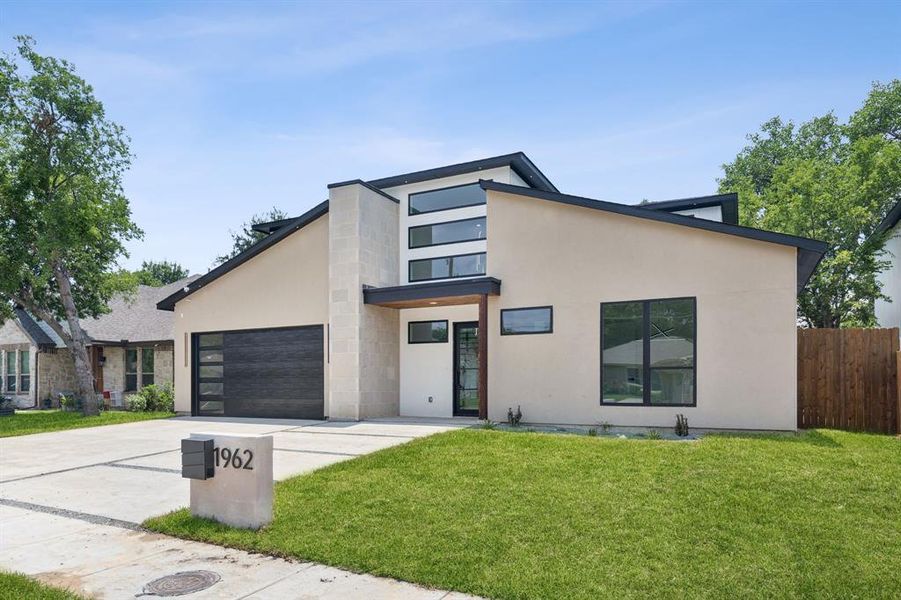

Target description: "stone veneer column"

left=328, top=183, right=399, bottom=420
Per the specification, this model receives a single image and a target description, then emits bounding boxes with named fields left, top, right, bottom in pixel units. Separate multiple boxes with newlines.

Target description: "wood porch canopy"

left=363, top=277, right=500, bottom=419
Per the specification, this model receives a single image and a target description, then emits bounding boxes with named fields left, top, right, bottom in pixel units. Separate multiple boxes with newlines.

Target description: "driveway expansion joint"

left=0, top=498, right=142, bottom=531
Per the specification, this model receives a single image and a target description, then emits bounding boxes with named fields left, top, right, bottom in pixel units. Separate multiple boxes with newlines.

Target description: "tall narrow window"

left=601, top=297, right=696, bottom=406
left=5, top=350, right=15, bottom=392
left=196, top=333, right=224, bottom=415
left=141, top=348, right=154, bottom=387
left=125, top=348, right=138, bottom=392
left=19, top=350, right=29, bottom=392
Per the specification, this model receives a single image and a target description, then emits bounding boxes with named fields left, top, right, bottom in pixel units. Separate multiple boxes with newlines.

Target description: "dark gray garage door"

left=193, top=325, right=324, bottom=419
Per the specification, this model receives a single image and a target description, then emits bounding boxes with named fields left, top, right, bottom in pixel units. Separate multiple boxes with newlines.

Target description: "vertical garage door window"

left=196, top=333, right=224, bottom=415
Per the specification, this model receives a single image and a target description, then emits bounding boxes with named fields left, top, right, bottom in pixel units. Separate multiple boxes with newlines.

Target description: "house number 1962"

left=213, top=447, right=254, bottom=470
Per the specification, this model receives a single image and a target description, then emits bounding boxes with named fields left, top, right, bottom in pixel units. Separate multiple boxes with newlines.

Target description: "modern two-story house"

left=158, top=153, right=826, bottom=430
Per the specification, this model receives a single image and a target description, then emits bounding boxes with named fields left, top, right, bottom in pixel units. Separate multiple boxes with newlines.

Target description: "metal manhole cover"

left=140, top=570, right=221, bottom=597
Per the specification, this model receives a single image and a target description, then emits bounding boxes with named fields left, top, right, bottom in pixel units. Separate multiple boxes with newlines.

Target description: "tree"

left=134, top=260, right=189, bottom=286
left=719, top=80, right=901, bottom=328
left=213, top=206, right=287, bottom=265
left=0, top=36, right=141, bottom=414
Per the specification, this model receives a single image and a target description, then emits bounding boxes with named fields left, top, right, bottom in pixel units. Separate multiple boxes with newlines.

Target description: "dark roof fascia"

left=251, top=217, right=301, bottom=235
left=90, top=339, right=175, bottom=347
left=874, top=199, right=901, bottom=236
left=326, top=179, right=400, bottom=203
left=363, top=277, right=501, bottom=305
left=13, top=308, right=56, bottom=349
left=359, top=152, right=558, bottom=193
left=479, top=180, right=828, bottom=292
left=640, top=193, right=739, bottom=225
left=157, top=200, right=329, bottom=311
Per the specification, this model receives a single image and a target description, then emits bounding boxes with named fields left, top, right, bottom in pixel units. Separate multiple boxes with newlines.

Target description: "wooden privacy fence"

left=798, top=327, right=900, bottom=434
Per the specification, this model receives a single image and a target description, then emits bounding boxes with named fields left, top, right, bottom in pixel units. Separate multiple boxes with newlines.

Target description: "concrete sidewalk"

left=0, top=416, right=477, bottom=599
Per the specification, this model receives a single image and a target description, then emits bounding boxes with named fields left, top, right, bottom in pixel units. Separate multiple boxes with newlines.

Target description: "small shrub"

left=507, top=405, right=523, bottom=427
left=645, top=429, right=662, bottom=440
left=599, top=421, right=612, bottom=433
left=59, top=394, right=75, bottom=411
left=127, top=384, right=174, bottom=412
left=481, top=420, right=498, bottom=430
left=587, top=428, right=598, bottom=437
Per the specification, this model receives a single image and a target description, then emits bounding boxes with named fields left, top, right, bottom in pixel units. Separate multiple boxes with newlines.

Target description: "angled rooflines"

left=479, top=180, right=827, bottom=291
left=251, top=217, right=300, bottom=235
left=640, top=193, right=739, bottom=225
left=12, top=307, right=57, bottom=349
left=359, top=152, right=558, bottom=193
left=875, top=199, right=901, bottom=236
left=157, top=200, right=329, bottom=311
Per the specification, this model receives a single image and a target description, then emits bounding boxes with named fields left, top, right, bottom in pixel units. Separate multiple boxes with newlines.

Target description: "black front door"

left=453, top=321, right=479, bottom=416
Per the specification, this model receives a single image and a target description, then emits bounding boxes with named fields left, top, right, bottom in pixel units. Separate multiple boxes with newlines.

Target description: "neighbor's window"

left=141, top=348, right=154, bottom=387
left=409, top=252, right=486, bottom=282
left=19, top=349, right=29, bottom=392
left=501, top=306, right=553, bottom=335
left=601, top=297, right=695, bottom=406
left=408, top=183, right=485, bottom=215
left=409, top=217, right=486, bottom=249
left=5, top=350, right=15, bottom=392
left=408, top=320, right=449, bottom=343
left=125, top=348, right=138, bottom=391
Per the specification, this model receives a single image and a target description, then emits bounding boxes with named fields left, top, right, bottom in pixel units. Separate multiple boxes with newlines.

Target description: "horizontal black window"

left=408, top=183, right=485, bottom=215
left=601, top=297, right=696, bottom=406
left=409, top=252, right=486, bottom=282
left=408, top=320, right=449, bottom=343
left=409, top=217, right=486, bottom=249
left=501, top=306, right=553, bottom=335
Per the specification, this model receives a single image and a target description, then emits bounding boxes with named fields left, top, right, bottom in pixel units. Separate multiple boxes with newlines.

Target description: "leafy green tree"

left=719, top=80, right=901, bottom=328
left=0, top=37, right=141, bottom=414
left=135, top=260, right=189, bottom=286
left=214, top=206, right=287, bottom=265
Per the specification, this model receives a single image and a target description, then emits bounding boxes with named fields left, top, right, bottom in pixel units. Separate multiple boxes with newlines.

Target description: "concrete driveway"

left=0, top=416, right=474, bottom=599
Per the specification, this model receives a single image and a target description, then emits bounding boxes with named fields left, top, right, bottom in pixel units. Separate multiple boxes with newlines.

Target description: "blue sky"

left=1, top=1, right=899, bottom=274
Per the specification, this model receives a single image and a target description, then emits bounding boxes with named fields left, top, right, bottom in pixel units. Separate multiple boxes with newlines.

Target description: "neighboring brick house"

left=0, top=276, right=196, bottom=408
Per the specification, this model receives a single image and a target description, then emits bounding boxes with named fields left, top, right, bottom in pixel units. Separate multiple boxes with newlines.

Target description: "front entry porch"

left=363, top=277, right=500, bottom=420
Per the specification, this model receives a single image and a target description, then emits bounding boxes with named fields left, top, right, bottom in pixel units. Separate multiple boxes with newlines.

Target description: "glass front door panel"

left=454, top=322, right=479, bottom=415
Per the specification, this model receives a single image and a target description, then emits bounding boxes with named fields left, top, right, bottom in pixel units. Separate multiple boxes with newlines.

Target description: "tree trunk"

left=52, top=260, right=99, bottom=415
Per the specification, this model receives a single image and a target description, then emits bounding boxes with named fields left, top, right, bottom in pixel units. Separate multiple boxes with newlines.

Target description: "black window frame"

left=125, top=347, right=138, bottom=392
left=600, top=296, right=697, bottom=407
left=408, top=251, right=486, bottom=283
left=408, top=216, right=487, bottom=250
left=407, top=320, right=449, bottom=344
left=500, top=306, right=554, bottom=336
left=407, top=182, right=486, bottom=216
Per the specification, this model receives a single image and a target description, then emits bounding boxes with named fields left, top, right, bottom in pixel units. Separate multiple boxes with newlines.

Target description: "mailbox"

left=181, top=436, right=215, bottom=480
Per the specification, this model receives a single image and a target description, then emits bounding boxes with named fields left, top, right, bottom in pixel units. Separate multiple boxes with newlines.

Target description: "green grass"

left=145, top=429, right=901, bottom=600
left=0, top=571, right=86, bottom=599
left=0, top=409, right=173, bottom=437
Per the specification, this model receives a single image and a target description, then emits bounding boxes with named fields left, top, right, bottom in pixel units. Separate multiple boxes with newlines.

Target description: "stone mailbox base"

left=188, top=432, right=273, bottom=529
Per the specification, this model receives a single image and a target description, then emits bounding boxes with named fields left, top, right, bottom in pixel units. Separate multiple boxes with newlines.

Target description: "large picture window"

left=409, top=217, right=486, bottom=249
left=601, top=297, right=696, bottom=406
left=408, top=183, right=485, bottom=216
left=501, top=306, right=553, bottom=335
left=409, top=252, right=486, bottom=282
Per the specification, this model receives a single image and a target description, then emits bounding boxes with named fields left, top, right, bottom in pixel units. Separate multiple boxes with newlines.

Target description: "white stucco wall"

left=486, top=189, right=799, bottom=430
left=399, top=305, right=478, bottom=417
left=875, top=221, right=901, bottom=329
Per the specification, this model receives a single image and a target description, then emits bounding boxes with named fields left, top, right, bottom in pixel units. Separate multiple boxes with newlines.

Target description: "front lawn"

left=145, top=429, right=901, bottom=599
left=0, top=571, right=86, bottom=599
left=0, top=409, right=173, bottom=437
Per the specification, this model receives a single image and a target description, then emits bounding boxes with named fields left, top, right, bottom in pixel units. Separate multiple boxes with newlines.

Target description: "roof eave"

left=157, top=200, right=329, bottom=311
